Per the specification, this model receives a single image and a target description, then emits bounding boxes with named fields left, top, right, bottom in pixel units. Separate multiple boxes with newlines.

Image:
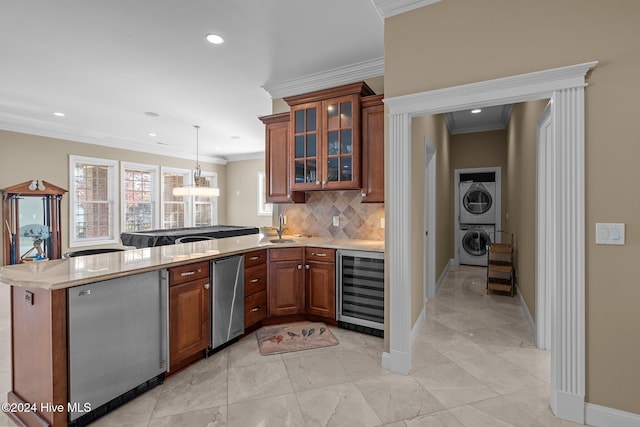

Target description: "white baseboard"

left=435, top=258, right=454, bottom=295
left=381, top=350, right=410, bottom=375
left=516, top=284, right=536, bottom=341
left=585, top=403, right=640, bottom=427
left=411, top=306, right=425, bottom=346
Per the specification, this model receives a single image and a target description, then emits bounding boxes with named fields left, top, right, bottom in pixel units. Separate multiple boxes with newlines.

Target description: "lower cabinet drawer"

left=245, top=264, right=267, bottom=297
left=245, top=290, right=267, bottom=327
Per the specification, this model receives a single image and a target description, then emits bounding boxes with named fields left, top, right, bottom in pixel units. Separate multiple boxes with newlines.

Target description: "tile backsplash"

left=279, top=190, right=384, bottom=241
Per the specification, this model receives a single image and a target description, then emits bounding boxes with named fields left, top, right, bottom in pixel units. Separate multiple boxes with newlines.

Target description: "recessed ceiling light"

left=144, top=111, right=160, bottom=117
left=230, top=135, right=240, bottom=140
left=53, top=112, right=65, bottom=117
left=206, top=33, right=224, bottom=44
left=471, top=109, right=482, bottom=114
left=149, top=132, right=157, bottom=137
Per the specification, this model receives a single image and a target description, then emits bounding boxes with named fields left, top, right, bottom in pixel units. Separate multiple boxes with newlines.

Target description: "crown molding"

left=262, top=57, right=384, bottom=99
left=0, top=117, right=228, bottom=165
left=371, top=0, right=441, bottom=18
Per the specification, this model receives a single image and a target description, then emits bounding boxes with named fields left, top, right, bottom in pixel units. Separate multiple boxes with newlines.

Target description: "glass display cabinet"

left=2, top=180, right=67, bottom=265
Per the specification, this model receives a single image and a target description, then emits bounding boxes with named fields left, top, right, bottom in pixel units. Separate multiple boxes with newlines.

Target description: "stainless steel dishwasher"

left=211, top=255, right=245, bottom=349
left=68, top=270, right=168, bottom=425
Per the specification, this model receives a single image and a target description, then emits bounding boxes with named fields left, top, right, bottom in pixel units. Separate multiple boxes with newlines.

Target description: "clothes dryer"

left=459, top=224, right=494, bottom=266
left=459, top=181, right=497, bottom=224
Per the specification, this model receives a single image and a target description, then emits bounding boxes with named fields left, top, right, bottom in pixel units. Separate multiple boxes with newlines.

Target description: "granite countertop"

left=0, top=234, right=384, bottom=290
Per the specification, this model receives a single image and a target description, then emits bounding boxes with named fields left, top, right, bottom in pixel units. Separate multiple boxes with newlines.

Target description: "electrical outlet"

left=332, top=216, right=340, bottom=227
left=380, top=218, right=385, bottom=229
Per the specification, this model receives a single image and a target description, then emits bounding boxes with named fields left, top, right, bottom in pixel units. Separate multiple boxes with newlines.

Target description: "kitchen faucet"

left=277, top=214, right=285, bottom=240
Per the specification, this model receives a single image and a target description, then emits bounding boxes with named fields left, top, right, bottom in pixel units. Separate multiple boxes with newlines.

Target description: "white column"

left=550, top=86, right=586, bottom=424
left=382, top=112, right=412, bottom=374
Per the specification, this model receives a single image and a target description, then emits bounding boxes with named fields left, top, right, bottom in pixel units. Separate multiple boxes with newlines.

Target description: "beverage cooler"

left=336, top=249, right=384, bottom=337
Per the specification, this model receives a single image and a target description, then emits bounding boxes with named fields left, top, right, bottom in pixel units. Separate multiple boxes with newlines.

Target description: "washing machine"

left=459, top=224, right=494, bottom=266
left=459, top=181, right=497, bottom=224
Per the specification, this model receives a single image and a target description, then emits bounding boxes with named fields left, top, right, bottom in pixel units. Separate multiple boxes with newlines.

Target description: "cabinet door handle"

left=249, top=256, right=260, bottom=261
left=322, top=180, right=326, bottom=185
left=305, top=264, right=310, bottom=270
left=287, top=194, right=291, bottom=199
left=311, top=252, right=327, bottom=257
left=250, top=278, right=259, bottom=283
left=316, top=180, right=320, bottom=185
left=250, top=306, right=261, bottom=312
left=204, top=283, right=210, bottom=289
left=361, top=192, right=367, bottom=198
left=297, top=265, right=302, bottom=270
left=181, top=269, right=200, bottom=277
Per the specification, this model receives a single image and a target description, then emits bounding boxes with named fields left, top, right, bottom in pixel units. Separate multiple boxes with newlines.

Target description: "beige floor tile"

left=338, top=346, right=392, bottom=382
left=227, top=333, right=282, bottom=368
left=0, top=411, right=15, bottom=427
left=495, top=348, right=550, bottom=382
left=448, top=404, right=514, bottom=427
left=356, top=373, right=444, bottom=423
left=384, top=409, right=466, bottom=427
left=151, top=360, right=228, bottom=418
left=149, top=406, right=227, bottom=427
left=455, top=355, right=546, bottom=395
left=296, top=382, right=382, bottom=427
left=502, top=384, right=564, bottom=426
left=468, top=396, right=546, bottom=427
left=284, top=350, right=351, bottom=391
left=413, top=362, right=498, bottom=408
left=423, top=327, right=492, bottom=362
left=91, top=389, right=159, bottom=426
left=227, top=393, right=304, bottom=427
left=227, top=358, right=293, bottom=404
left=463, top=326, right=531, bottom=354
left=431, top=311, right=492, bottom=333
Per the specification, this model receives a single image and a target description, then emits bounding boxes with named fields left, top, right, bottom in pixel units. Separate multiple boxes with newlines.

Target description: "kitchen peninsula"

left=0, top=234, right=383, bottom=427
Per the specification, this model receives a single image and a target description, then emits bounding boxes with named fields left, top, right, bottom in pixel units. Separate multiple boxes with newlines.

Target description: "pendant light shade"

left=173, top=125, right=220, bottom=197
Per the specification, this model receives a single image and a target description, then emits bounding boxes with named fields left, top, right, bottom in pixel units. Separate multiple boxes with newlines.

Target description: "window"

left=194, top=172, right=219, bottom=226
left=161, top=168, right=190, bottom=229
left=121, top=162, right=158, bottom=232
left=69, top=155, right=119, bottom=246
left=257, top=172, right=273, bottom=216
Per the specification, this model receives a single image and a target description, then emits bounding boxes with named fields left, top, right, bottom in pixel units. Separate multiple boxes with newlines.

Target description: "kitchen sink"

left=270, top=239, right=296, bottom=244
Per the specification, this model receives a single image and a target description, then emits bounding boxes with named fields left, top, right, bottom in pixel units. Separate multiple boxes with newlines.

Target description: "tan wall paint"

left=0, top=130, right=226, bottom=259
left=505, top=100, right=549, bottom=321
left=409, top=114, right=451, bottom=327
left=385, top=0, right=640, bottom=413
left=225, top=158, right=273, bottom=228
left=450, top=130, right=508, bottom=226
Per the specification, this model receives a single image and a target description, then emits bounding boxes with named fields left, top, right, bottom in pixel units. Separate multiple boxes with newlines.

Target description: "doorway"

left=383, top=61, right=596, bottom=424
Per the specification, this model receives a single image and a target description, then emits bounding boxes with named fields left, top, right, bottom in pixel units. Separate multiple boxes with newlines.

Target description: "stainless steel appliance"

left=337, top=249, right=384, bottom=337
left=68, top=270, right=168, bottom=424
left=211, top=255, right=245, bottom=349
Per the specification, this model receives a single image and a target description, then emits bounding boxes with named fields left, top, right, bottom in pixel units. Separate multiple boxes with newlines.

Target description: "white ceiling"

left=0, top=1, right=386, bottom=163
left=444, top=105, right=514, bottom=135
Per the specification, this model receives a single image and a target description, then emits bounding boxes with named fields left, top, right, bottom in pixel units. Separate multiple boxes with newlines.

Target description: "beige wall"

left=225, top=158, right=273, bottom=228
left=408, top=114, right=451, bottom=327
left=385, top=0, right=640, bottom=414
left=0, top=130, right=226, bottom=258
left=505, top=100, right=549, bottom=321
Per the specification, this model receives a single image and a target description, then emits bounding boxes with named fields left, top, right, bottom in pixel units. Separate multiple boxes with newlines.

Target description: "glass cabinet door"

left=322, top=95, right=360, bottom=189
left=291, top=104, right=320, bottom=190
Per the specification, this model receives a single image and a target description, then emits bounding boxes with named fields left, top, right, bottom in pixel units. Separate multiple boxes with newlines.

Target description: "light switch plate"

left=332, top=216, right=339, bottom=227
left=380, top=218, right=385, bottom=229
left=595, top=223, right=625, bottom=245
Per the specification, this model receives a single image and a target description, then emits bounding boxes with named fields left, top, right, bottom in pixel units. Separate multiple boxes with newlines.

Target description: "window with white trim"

left=257, top=172, right=272, bottom=216
left=121, top=162, right=158, bottom=232
left=69, top=155, right=119, bottom=246
left=161, top=167, right=190, bottom=229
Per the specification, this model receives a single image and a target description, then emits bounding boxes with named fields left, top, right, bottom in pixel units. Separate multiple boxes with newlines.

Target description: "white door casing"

left=383, top=61, right=596, bottom=424
left=424, top=139, right=436, bottom=300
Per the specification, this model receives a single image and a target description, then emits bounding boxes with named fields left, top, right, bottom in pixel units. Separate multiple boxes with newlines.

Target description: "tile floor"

left=0, top=266, right=586, bottom=426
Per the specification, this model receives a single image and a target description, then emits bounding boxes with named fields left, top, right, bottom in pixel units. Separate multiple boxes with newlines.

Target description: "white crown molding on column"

left=262, top=57, right=384, bottom=99
left=371, top=0, right=442, bottom=18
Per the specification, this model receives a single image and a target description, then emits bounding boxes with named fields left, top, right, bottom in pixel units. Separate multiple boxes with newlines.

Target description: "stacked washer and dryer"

left=457, top=171, right=499, bottom=266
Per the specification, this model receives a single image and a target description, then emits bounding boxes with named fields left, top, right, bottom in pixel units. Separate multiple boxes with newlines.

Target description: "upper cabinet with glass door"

left=285, top=82, right=375, bottom=192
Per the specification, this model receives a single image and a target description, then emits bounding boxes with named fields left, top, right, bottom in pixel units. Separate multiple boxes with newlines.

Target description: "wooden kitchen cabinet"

left=259, top=113, right=305, bottom=203
left=268, top=247, right=305, bottom=316
left=169, top=261, right=210, bottom=371
left=285, top=82, right=375, bottom=192
left=305, top=247, right=336, bottom=320
left=361, top=94, right=385, bottom=203
left=244, top=249, right=268, bottom=328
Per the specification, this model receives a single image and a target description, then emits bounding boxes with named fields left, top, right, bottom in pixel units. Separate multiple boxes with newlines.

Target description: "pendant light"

left=172, top=125, right=220, bottom=197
